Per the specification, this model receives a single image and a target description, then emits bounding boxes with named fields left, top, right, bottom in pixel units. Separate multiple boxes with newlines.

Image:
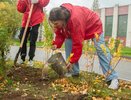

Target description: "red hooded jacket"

left=17, top=0, right=49, bottom=27
left=53, top=3, right=103, bottom=63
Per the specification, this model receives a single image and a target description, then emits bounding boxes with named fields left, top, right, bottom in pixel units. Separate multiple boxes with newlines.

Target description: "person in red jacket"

left=49, top=3, right=119, bottom=89
left=17, top=0, right=49, bottom=66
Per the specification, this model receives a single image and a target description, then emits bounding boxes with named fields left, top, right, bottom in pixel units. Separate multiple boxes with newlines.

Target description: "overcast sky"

left=45, top=0, right=131, bottom=13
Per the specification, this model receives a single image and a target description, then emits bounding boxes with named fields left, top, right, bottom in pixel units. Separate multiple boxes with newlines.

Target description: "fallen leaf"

left=82, top=89, right=87, bottom=94
left=105, top=96, right=112, bottom=100
left=21, top=93, right=28, bottom=97
left=15, top=88, right=19, bottom=91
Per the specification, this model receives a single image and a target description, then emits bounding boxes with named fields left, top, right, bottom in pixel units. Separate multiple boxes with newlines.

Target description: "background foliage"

left=43, top=14, right=53, bottom=48
left=0, top=1, right=21, bottom=75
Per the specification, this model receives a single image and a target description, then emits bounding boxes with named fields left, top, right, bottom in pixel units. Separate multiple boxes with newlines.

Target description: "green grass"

left=121, top=47, right=131, bottom=57
left=12, top=39, right=131, bottom=57
left=12, top=39, right=44, bottom=47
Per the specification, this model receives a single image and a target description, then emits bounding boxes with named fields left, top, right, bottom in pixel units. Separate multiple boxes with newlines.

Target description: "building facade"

left=99, top=4, right=131, bottom=47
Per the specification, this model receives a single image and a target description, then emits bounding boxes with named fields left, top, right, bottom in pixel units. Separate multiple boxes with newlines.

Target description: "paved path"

left=9, top=46, right=131, bottom=81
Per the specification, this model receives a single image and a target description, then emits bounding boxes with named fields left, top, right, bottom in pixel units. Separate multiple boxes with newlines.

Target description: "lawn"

left=121, top=47, right=131, bottom=57
left=12, top=39, right=131, bottom=57
left=12, top=39, right=44, bottom=47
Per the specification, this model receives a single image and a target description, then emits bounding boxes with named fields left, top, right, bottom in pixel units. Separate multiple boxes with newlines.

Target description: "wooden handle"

left=20, top=4, right=34, bottom=48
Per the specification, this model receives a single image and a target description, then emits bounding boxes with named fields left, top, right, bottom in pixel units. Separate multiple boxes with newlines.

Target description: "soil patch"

left=2, top=66, right=86, bottom=100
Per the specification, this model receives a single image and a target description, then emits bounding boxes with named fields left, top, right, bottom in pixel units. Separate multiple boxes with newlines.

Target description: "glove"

left=51, top=45, right=57, bottom=51
left=31, top=0, right=39, bottom=4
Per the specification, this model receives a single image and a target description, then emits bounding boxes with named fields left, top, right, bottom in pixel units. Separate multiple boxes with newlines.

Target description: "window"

left=105, top=16, right=113, bottom=36
left=117, top=15, right=128, bottom=37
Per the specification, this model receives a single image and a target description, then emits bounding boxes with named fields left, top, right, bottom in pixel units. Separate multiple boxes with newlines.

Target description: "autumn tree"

left=0, top=1, right=21, bottom=76
left=43, top=11, right=53, bottom=48
left=92, top=0, right=99, bottom=12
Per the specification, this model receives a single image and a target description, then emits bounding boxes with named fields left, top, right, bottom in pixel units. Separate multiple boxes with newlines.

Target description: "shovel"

left=14, top=4, right=34, bottom=66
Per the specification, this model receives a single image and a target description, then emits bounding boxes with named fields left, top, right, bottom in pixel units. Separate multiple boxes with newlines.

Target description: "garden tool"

left=14, top=4, right=34, bottom=66
left=66, top=53, right=74, bottom=70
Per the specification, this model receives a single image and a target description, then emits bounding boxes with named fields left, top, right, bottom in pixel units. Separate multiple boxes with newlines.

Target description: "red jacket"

left=17, top=0, right=49, bottom=27
left=53, top=3, right=103, bottom=63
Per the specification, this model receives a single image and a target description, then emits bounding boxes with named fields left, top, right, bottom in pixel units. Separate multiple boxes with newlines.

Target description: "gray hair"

left=49, top=7, right=70, bottom=22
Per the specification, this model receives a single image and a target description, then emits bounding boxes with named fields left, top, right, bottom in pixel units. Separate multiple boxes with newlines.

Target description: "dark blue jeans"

left=19, top=24, right=40, bottom=61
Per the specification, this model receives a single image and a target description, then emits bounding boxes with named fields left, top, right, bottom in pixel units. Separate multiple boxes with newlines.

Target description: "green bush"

left=0, top=27, right=10, bottom=76
left=43, top=14, right=53, bottom=48
left=0, top=1, right=21, bottom=76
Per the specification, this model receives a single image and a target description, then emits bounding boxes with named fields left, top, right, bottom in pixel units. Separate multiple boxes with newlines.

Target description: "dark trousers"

left=19, top=24, right=40, bottom=61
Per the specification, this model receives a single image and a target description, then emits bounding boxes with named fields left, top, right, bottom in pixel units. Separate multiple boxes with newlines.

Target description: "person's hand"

left=31, top=0, right=38, bottom=4
left=51, top=45, right=57, bottom=51
left=66, top=62, right=73, bottom=70
left=94, top=33, right=99, bottom=42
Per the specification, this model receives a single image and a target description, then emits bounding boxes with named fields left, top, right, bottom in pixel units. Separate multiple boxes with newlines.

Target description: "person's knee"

left=30, top=30, right=38, bottom=42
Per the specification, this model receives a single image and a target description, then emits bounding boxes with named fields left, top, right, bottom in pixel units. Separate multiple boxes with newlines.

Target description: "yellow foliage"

left=100, top=44, right=107, bottom=55
left=51, top=78, right=89, bottom=95
left=105, top=96, right=112, bottom=100
left=0, top=2, right=6, bottom=9
left=88, top=48, right=93, bottom=52
left=94, top=33, right=99, bottom=41
left=108, top=38, right=115, bottom=50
